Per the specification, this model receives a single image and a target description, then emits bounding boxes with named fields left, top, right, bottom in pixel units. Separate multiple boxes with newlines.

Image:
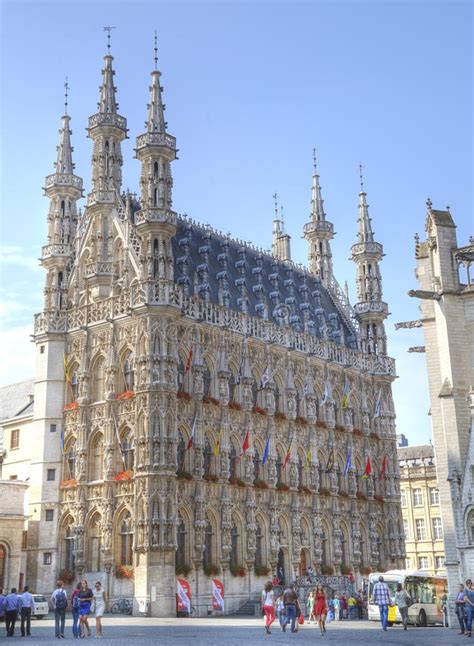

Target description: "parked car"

left=32, top=595, right=49, bottom=619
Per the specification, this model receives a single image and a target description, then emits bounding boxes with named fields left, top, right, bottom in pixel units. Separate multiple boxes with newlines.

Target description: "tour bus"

left=367, top=570, right=448, bottom=627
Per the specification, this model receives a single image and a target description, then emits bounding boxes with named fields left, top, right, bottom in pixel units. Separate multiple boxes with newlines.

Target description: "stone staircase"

left=233, top=598, right=259, bottom=616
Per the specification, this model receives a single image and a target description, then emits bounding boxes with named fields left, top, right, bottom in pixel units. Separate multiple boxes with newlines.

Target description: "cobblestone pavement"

left=3, top=616, right=459, bottom=645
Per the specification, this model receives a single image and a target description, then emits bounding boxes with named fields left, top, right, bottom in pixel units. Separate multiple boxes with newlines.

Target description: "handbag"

left=90, top=600, right=96, bottom=614
left=298, top=614, right=304, bottom=625
left=387, top=605, right=396, bottom=622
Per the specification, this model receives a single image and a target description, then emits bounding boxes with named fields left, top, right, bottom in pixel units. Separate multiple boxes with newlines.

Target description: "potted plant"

left=203, top=564, right=220, bottom=576
left=253, top=406, right=267, bottom=416
left=116, top=390, right=135, bottom=401
left=275, top=482, right=289, bottom=492
left=175, top=564, right=192, bottom=577
left=177, top=390, right=192, bottom=401
left=115, top=565, right=134, bottom=579
left=203, top=473, right=219, bottom=482
left=274, top=411, right=287, bottom=421
left=176, top=470, right=193, bottom=481
left=59, top=569, right=75, bottom=584
left=228, top=400, right=241, bottom=410
left=254, top=479, right=269, bottom=490
left=319, top=487, right=330, bottom=496
left=321, top=565, right=334, bottom=575
left=230, top=565, right=246, bottom=577
left=254, top=565, right=270, bottom=577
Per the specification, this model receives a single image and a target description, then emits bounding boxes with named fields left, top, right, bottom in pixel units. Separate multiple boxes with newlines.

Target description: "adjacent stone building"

left=26, top=41, right=405, bottom=614
left=410, top=204, right=474, bottom=623
left=398, top=444, right=445, bottom=575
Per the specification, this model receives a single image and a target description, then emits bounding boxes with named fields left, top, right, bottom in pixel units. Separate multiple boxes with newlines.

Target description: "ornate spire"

left=271, top=194, right=291, bottom=261
left=356, top=164, right=374, bottom=243
left=97, top=54, right=119, bottom=115
left=145, top=31, right=166, bottom=134
left=303, top=149, right=334, bottom=283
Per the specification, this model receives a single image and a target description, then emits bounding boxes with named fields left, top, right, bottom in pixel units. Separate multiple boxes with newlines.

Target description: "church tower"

left=350, top=170, right=388, bottom=355
left=303, top=150, right=334, bottom=285
left=31, top=87, right=83, bottom=592
left=271, top=194, right=291, bottom=261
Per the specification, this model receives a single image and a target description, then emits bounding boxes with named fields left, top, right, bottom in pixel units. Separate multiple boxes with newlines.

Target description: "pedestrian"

left=92, top=581, right=107, bottom=638
left=332, top=593, right=340, bottom=620
left=340, top=593, right=348, bottom=619
left=78, top=580, right=93, bottom=638
left=455, top=584, right=466, bottom=635
left=307, top=590, right=315, bottom=623
left=261, top=581, right=275, bottom=635
left=281, top=582, right=298, bottom=633
left=4, top=588, right=21, bottom=637
left=51, top=579, right=68, bottom=639
left=348, top=594, right=356, bottom=619
left=372, top=575, right=392, bottom=631
left=71, top=582, right=82, bottom=639
left=464, top=578, right=474, bottom=638
left=356, top=591, right=364, bottom=619
left=394, top=582, right=411, bottom=631
left=314, top=583, right=328, bottom=636
left=19, top=585, right=35, bottom=637
left=276, top=591, right=285, bottom=628
left=0, top=588, right=5, bottom=624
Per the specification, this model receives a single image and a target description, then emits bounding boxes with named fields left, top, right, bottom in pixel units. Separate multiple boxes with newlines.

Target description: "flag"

left=283, top=443, right=291, bottom=468
left=187, top=415, right=197, bottom=450
left=213, top=429, right=223, bottom=457
left=240, top=430, right=250, bottom=456
left=262, top=436, right=270, bottom=465
left=63, top=353, right=71, bottom=385
left=211, top=579, right=225, bottom=612
left=342, top=380, right=350, bottom=410
left=343, top=450, right=352, bottom=476
left=361, top=456, right=372, bottom=479
left=321, top=382, right=331, bottom=405
left=60, top=430, right=65, bottom=454
left=305, top=446, right=312, bottom=467
left=325, top=446, right=334, bottom=472
left=176, top=578, right=191, bottom=613
left=261, top=366, right=270, bottom=389
left=184, top=347, right=193, bottom=374
left=374, top=389, right=382, bottom=418
left=379, top=454, right=388, bottom=479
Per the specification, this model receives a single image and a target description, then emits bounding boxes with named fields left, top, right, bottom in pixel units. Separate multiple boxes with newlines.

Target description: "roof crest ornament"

left=154, top=29, right=158, bottom=70
left=103, top=25, right=116, bottom=53
left=64, top=77, right=69, bottom=115
left=359, top=161, right=365, bottom=193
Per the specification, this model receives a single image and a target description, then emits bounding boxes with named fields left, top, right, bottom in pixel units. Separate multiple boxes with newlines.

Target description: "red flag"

left=379, top=454, right=388, bottom=479
left=283, top=445, right=291, bottom=468
left=241, top=430, right=249, bottom=454
left=184, top=347, right=193, bottom=374
left=361, top=455, right=372, bottom=479
left=187, top=416, right=196, bottom=450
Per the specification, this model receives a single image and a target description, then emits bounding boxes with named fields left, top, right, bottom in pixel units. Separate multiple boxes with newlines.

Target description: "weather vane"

left=359, top=162, right=364, bottom=192
left=272, top=192, right=279, bottom=218
left=64, top=77, right=69, bottom=115
left=154, top=30, right=158, bottom=70
left=313, top=147, right=317, bottom=174
left=103, top=26, right=117, bottom=53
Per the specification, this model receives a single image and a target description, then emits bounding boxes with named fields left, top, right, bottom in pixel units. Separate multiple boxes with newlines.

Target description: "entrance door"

left=300, top=549, right=307, bottom=576
left=277, top=549, right=285, bottom=585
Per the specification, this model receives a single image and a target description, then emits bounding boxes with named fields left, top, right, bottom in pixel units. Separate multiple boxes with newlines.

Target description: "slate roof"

left=398, top=444, right=435, bottom=462
left=0, top=379, right=35, bottom=423
left=171, top=218, right=358, bottom=349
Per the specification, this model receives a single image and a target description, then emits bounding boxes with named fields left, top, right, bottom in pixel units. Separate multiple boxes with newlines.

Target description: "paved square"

left=4, top=616, right=459, bottom=645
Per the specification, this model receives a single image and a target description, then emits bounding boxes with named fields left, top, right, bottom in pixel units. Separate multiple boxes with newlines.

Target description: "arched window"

left=176, top=514, right=187, bottom=567
left=153, top=238, right=159, bottom=278
left=321, top=527, right=328, bottom=568
left=203, top=439, right=212, bottom=477
left=295, top=390, right=301, bottom=417
left=70, top=370, right=78, bottom=402
left=255, top=523, right=264, bottom=568
left=61, top=200, right=65, bottom=217
left=341, top=528, right=348, bottom=568
left=61, top=518, right=75, bottom=572
left=177, top=434, right=186, bottom=471
left=230, top=523, right=239, bottom=568
left=229, top=373, right=236, bottom=402
left=120, top=512, right=133, bottom=566
left=177, top=359, right=185, bottom=391
left=203, top=366, right=212, bottom=398
left=276, top=451, right=283, bottom=485
left=0, top=543, right=7, bottom=591
left=90, top=434, right=104, bottom=481
left=297, top=456, right=304, bottom=489
left=123, top=352, right=134, bottom=391
left=66, top=443, right=75, bottom=479
left=274, top=383, right=280, bottom=412
left=468, top=510, right=474, bottom=545
left=203, top=521, right=213, bottom=568
left=229, top=446, right=237, bottom=480
left=92, top=357, right=105, bottom=402
left=153, top=161, right=159, bottom=179
left=89, top=513, right=102, bottom=572
left=251, top=381, right=258, bottom=407
left=253, top=449, right=261, bottom=483
left=121, top=432, right=134, bottom=471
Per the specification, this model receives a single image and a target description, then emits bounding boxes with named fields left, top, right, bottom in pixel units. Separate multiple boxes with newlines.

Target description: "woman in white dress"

left=92, top=581, right=107, bottom=638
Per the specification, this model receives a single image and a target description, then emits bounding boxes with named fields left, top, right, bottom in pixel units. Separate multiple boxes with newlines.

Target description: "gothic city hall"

left=31, top=42, right=405, bottom=616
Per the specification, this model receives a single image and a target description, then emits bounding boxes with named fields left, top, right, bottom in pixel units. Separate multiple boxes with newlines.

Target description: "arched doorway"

left=0, top=543, right=7, bottom=590
left=277, top=549, right=285, bottom=585
left=299, top=548, right=310, bottom=576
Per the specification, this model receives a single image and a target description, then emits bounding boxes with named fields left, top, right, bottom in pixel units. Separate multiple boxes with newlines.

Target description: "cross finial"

left=272, top=192, right=279, bottom=219
left=64, top=76, right=69, bottom=115
left=154, top=30, right=158, bottom=70
left=426, top=197, right=432, bottom=210
left=358, top=162, right=364, bottom=192
left=103, top=26, right=116, bottom=53
left=313, top=147, right=317, bottom=174
left=280, top=205, right=285, bottom=226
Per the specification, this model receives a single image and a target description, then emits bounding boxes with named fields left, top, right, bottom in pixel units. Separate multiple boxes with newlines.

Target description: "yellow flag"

left=63, top=353, right=71, bottom=384
left=213, top=429, right=223, bottom=457
left=305, top=447, right=311, bottom=467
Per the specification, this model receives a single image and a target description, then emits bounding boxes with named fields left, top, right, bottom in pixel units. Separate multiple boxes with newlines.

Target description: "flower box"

left=253, top=406, right=267, bottom=416
left=353, top=428, right=364, bottom=437
left=63, top=402, right=79, bottom=412
left=175, top=564, right=192, bottom=577
left=335, top=424, right=346, bottom=432
left=295, top=416, right=308, bottom=426
left=341, top=565, right=352, bottom=575
left=356, top=491, right=368, bottom=500
left=60, top=478, right=77, bottom=489
left=116, top=390, right=135, bottom=401
left=229, top=477, right=246, bottom=487
left=318, top=421, right=328, bottom=429
left=177, top=470, right=193, bottom=481
left=254, top=565, right=271, bottom=577
left=203, top=473, right=218, bottom=482
left=254, top=479, right=269, bottom=490
left=115, top=565, right=133, bottom=579
left=203, top=564, right=220, bottom=576
left=319, top=487, right=330, bottom=497
left=370, top=432, right=380, bottom=440
left=228, top=400, right=241, bottom=410
left=230, top=565, right=247, bottom=577
left=177, top=390, right=192, bottom=401
left=59, top=569, right=75, bottom=584
left=321, top=565, right=334, bottom=575
left=203, top=395, right=219, bottom=406
left=374, top=494, right=385, bottom=503
left=114, top=470, right=133, bottom=482
left=275, top=482, right=289, bottom=492
left=360, top=566, right=372, bottom=576
left=298, top=485, right=312, bottom=495
left=338, top=490, right=349, bottom=498
left=274, top=411, right=287, bottom=421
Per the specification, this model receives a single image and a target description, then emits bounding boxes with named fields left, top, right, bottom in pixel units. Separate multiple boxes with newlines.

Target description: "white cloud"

left=0, top=324, right=35, bottom=385
left=0, top=245, right=41, bottom=272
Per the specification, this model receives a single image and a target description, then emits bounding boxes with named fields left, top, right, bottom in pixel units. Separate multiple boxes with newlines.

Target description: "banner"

left=211, top=578, right=225, bottom=611
left=177, top=578, right=191, bottom=613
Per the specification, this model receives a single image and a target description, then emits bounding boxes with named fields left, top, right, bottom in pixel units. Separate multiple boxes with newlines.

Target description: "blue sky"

left=1, top=1, right=472, bottom=445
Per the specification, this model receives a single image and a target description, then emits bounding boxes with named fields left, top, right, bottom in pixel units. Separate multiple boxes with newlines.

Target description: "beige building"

left=398, top=445, right=445, bottom=575
left=409, top=204, right=474, bottom=624
left=0, top=480, right=29, bottom=593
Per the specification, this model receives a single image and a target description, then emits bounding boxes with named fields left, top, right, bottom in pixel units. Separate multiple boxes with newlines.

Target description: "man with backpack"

left=70, top=582, right=81, bottom=639
left=51, top=580, right=68, bottom=638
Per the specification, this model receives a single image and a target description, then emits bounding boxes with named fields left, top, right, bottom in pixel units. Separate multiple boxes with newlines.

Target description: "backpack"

left=55, top=589, right=68, bottom=610
left=72, top=592, right=80, bottom=610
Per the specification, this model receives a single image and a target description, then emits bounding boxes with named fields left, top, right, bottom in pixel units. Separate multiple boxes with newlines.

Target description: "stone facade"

left=28, top=42, right=405, bottom=615
left=0, top=480, right=28, bottom=592
left=398, top=444, right=445, bottom=575
left=410, top=204, right=474, bottom=624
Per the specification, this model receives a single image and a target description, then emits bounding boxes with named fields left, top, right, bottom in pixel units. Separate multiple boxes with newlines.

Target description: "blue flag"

left=262, top=436, right=270, bottom=465
left=59, top=430, right=65, bottom=454
left=343, top=450, right=351, bottom=476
